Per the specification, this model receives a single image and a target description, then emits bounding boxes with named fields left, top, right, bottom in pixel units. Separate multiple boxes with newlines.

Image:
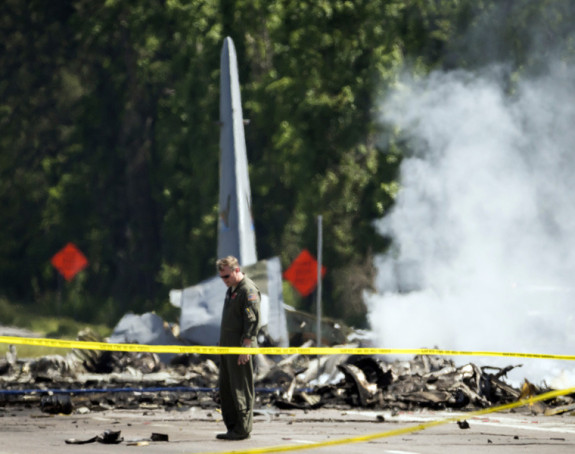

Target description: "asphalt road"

left=2, top=405, right=575, bottom=454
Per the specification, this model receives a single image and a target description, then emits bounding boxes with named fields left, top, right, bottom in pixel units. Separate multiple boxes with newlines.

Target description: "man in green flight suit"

left=215, top=256, right=261, bottom=440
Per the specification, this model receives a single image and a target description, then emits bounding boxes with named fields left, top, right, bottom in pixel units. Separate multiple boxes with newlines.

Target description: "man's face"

left=219, top=265, right=239, bottom=287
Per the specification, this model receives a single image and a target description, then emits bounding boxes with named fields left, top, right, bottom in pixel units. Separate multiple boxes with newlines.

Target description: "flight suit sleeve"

left=241, top=286, right=260, bottom=341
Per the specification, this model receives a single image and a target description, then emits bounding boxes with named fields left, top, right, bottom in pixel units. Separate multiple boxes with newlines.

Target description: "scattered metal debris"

left=1, top=330, right=574, bottom=416
left=64, top=436, right=98, bottom=445
left=65, top=429, right=169, bottom=445
left=65, top=429, right=125, bottom=445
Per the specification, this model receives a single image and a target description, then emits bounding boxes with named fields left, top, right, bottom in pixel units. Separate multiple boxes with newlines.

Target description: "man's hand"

left=238, top=339, right=251, bottom=365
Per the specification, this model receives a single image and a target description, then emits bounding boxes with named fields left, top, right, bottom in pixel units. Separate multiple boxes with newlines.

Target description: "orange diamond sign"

left=283, top=249, right=326, bottom=297
left=51, top=243, right=89, bottom=281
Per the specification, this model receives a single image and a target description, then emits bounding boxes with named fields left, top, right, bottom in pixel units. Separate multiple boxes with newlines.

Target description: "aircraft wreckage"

left=0, top=329, right=573, bottom=417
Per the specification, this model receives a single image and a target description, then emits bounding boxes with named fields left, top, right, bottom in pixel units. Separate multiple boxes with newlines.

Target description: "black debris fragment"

left=150, top=432, right=169, bottom=442
left=97, top=429, right=124, bottom=444
left=65, top=436, right=98, bottom=445
left=457, top=420, right=470, bottom=429
left=41, top=394, right=73, bottom=415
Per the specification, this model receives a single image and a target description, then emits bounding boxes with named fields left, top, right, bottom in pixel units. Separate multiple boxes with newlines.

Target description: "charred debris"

left=0, top=330, right=572, bottom=416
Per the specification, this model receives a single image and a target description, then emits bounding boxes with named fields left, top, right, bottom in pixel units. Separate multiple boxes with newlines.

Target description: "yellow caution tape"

left=197, top=386, right=575, bottom=454
left=1, top=335, right=575, bottom=361
left=2, top=334, right=574, bottom=452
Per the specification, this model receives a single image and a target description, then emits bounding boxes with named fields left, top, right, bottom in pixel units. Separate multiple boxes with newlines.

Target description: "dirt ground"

left=2, top=405, right=575, bottom=454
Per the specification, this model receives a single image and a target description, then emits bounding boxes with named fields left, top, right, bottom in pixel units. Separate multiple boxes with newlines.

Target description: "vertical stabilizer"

left=218, top=36, right=257, bottom=266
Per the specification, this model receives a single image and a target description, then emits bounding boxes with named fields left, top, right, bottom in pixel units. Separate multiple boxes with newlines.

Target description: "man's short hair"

left=216, top=256, right=240, bottom=271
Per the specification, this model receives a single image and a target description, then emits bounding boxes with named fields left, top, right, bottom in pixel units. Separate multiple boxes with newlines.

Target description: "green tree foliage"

left=0, top=0, right=78, bottom=299
left=3, top=0, right=571, bottom=328
left=1, top=0, right=224, bottom=322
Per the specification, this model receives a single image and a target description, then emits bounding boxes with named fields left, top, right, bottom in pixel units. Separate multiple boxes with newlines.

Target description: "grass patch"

left=0, top=344, right=73, bottom=358
left=0, top=297, right=112, bottom=358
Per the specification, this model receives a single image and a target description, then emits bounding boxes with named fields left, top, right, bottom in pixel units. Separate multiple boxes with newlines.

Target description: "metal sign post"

left=316, top=215, right=323, bottom=347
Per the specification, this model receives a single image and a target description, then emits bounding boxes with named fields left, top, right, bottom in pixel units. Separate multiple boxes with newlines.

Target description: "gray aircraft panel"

left=179, top=257, right=288, bottom=347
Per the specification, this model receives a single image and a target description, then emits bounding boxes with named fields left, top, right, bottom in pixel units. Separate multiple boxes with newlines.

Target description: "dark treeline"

left=1, top=0, right=573, bottom=327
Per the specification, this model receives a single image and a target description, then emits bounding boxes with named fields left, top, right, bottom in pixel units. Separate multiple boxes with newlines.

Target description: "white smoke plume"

left=367, top=63, right=575, bottom=387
